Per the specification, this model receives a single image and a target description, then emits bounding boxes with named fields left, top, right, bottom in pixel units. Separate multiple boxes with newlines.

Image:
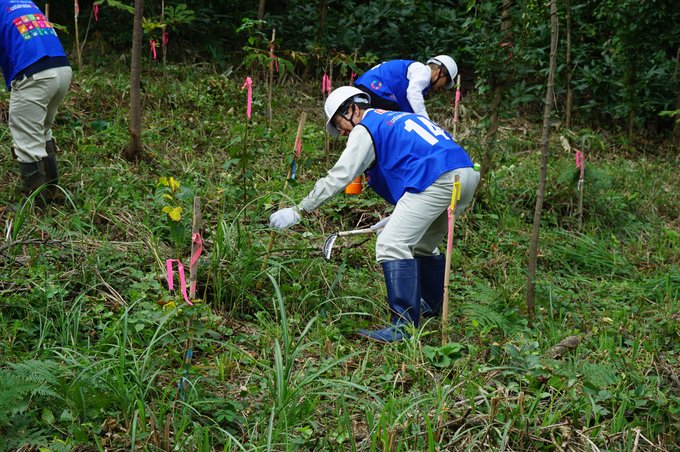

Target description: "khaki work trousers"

left=375, top=167, right=480, bottom=262
left=9, top=65, right=72, bottom=163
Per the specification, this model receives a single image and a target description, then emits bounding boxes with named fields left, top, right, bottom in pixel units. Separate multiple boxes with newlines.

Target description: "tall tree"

left=124, top=0, right=144, bottom=162
left=257, top=0, right=265, bottom=29
left=526, top=0, right=558, bottom=321
left=480, top=0, right=513, bottom=187
left=564, top=0, right=574, bottom=129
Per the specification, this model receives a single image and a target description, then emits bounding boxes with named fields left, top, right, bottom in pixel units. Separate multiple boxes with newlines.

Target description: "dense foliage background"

left=0, top=1, right=678, bottom=450
left=47, top=0, right=680, bottom=141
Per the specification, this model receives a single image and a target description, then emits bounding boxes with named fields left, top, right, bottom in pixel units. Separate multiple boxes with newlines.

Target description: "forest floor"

left=0, top=62, right=678, bottom=450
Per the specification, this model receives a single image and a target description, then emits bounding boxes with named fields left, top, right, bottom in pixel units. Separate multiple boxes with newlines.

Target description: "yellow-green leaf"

left=169, top=176, right=181, bottom=192
left=163, top=206, right=183, bottom=221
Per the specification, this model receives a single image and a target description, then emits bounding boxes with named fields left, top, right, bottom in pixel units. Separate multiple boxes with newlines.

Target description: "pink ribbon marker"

left=322, top=73, right=332, bottom=95
left=189, top=233, right=203, bottom=296
left=575, top=150, right=585, bottom=178
left=150, top=39, right=157, bottom=59
left=75, top=0, right=80, bottom=16
left=295, top=138, right=302, bottom=158
left=454, top=88, right=461, bottom=124
left=242, top=76, right=253, bottom=119
left=93, top=4, right=99, bottom=22
left=166, top=259, right=193, bottom=306
left=162, top=31, right=169, bottom=46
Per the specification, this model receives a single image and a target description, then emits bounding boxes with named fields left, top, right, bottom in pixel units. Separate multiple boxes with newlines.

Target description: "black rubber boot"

left=19, top=160, right=48, bottom=202
left=43, top=139, right=60, bottom=200
left=358, top=259, right=421, bottom=343
left=417, top=255, right=446, bottom=318
left=44, top=139, right=59, bottom=185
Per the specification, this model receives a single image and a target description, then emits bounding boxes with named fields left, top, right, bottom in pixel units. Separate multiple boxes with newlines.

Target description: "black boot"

left=44, top=139, right=59, bottom=185
left=417, top=255, right=446, bottom=318
left=19, top=160, right=47, bottom=201
left=358, top=259, right=420, bottom=343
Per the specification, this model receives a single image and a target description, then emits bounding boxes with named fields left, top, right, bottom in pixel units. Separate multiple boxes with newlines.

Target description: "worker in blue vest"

left=0, top=0, right=72, bottom=201
left=354, top=55, right=457, bottom=120
left=269, top=87, right=479, bottom=343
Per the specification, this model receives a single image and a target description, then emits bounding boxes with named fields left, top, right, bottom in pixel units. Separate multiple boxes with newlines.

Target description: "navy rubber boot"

left=358, top=259, right=420, bottom=343
left=417, top=255, right=446, bottom=318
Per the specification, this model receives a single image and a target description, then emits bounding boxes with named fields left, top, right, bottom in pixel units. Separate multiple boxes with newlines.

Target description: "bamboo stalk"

left=577, top=137, right=585, bottom=230
left=189, top=196, right=201, bottom=299
left=453, top=74, right=461, bottom=138
left=441, top=175, right=461, bottom=346
left=441, top=75, right=463, bottom=345
left=260, top=112, right=307, bottom=278
left=268, top=29, right=276, bottom=130
left=177, top=197, right=201, bottom=403
left=74, top=1, right=82, bottom=68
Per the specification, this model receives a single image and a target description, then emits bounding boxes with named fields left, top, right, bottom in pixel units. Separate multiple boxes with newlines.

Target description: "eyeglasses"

left=442, top=67, right=452, bottom=86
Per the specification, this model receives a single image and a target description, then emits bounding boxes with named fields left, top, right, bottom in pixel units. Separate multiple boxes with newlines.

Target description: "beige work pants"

left=8, top=65, right=72, bottom=163
left=375, top=167, right=480, bottom=262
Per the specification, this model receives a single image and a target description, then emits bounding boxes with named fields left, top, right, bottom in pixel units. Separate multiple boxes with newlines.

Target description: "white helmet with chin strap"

left=426, top=55, right=458, bottom=90
left=324, top=86, right=371, bottom=136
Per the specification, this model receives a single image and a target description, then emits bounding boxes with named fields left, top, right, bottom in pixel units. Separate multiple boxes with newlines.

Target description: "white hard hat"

left=426, top=55, right=458, bottom=90
left=324, top=86, right=371, bottom=136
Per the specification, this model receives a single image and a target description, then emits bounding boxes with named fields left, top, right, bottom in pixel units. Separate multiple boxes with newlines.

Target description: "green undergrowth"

left=0, top=62, right=678, bottom=450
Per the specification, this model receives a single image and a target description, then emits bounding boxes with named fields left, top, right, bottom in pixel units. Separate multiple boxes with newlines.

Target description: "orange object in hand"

left=345, top=176, right=363, bottom=195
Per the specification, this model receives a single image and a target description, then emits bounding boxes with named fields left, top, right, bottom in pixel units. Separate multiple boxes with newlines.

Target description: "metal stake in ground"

left=442, top=175, right=461, bottom=346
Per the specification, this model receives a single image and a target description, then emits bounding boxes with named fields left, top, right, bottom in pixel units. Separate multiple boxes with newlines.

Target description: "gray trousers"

left=375, top=167, right=480, bottom=262
left=9, top=65, right=72, bottom=163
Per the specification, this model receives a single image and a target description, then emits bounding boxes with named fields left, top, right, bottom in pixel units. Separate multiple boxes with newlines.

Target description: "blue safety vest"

left=361, top=109, right=473, bottom=205
left=355, top=60, right=430, bottom=113
left=0, top=0, right=67, bottom=89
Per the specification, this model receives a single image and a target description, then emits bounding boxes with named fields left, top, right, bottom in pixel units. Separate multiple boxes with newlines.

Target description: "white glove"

left=270, top=207, right=301, bottom=229
left=370, top=215, right=391, bottom=232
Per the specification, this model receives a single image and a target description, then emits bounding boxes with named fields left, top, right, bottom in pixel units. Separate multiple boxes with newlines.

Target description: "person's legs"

left=43, top=66, right=72, bottom=191
left=357, top=259, right=421, bottom=343
left=409, top=168, right=481, bottom=318
left=362, top=176, right=450, bottom=342
left=43, top=66, right=72, bottom=144
left=9, top=67, right=70, bottom=197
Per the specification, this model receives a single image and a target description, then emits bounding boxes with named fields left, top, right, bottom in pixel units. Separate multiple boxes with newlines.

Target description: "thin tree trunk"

left=73, top=1, right=82, bottom=67
left=480, top=0, right=513, bottom=186
left=674, top=47, right=680, bottom=145
left=125, top=0, right=144, bottom=161
left=565, top=0, right=573, bottom=129
left=257, top=0, right=266, bottom=29
left=317, top=0, right=328, bottom=44
left=526, top=0, right=559, bottom=321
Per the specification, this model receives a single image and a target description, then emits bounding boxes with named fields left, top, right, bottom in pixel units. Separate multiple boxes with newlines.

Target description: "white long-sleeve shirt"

left=405, top=62, right=432, bottom=118
left=297, top=113, right=375, bottom=213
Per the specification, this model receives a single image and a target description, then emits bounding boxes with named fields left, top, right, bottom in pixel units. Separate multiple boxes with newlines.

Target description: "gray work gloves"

left=270, top=207, right=301, bottom=229
left=370, top=215, right=391, bottom=233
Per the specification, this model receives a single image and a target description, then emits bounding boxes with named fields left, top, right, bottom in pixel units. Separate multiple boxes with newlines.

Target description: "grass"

left=0, top=59, right=678, bottom=450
